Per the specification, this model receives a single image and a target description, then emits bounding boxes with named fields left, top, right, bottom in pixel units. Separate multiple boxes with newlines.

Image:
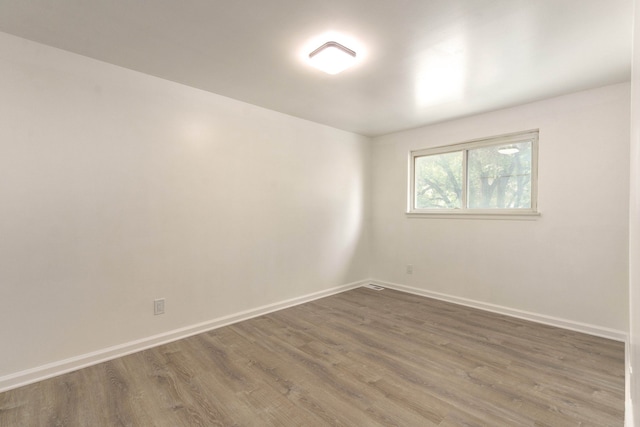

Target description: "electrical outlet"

left=154, top=298, right=165, bottom=315
left=406, top=264, right=413, bottom=274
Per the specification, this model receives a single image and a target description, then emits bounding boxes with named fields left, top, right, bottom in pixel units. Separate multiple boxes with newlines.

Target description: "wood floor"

left=0, top=287, right=625, bottom=426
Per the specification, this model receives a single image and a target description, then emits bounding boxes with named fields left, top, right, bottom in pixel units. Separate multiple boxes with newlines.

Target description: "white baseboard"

left=626, top=340, right=633, bottom=427
left=0, top=279, right=367, bottom=393
left=2, top=278, right=626, bottom=393
left=370, top=280, right=628, bottom=343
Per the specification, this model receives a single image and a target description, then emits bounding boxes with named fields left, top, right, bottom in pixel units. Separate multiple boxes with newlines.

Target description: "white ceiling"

left=0, top=0, right=632, bottom=136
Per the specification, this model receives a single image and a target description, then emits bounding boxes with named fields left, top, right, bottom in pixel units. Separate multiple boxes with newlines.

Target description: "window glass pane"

left=414, top=151, right=463, bottom=209
left=467, top=141, right=532, bottom=209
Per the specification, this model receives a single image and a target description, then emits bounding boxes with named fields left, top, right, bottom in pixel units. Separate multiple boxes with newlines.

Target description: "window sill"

left=406, top=210, right=541, bottom=220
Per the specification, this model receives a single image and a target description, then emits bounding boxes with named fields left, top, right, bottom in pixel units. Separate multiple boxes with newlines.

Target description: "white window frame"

left=407, top=130, right=540, bottom=219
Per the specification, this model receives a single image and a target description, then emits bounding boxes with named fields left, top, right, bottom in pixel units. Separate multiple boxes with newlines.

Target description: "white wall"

left=629, top=0, right=640, bottom=424
left=0, top=32, right=370, bottom=381
left=371, top=84, right=630, bottom=334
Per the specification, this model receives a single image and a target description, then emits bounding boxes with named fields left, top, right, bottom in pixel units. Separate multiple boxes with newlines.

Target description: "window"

left=408, top=130, right=539, bottom=218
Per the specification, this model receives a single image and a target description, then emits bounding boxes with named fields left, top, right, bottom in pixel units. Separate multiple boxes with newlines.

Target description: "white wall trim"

left=370, top=280, right=628, bottom=343
left=626, top=339, right=633, bottom=427
left=2, top=277, right=626, bottom=393
left=0, top=279, right=367, bottom=393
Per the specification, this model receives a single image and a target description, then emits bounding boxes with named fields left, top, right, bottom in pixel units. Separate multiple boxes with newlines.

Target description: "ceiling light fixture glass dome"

left=308, top=41, right=356, bottom=75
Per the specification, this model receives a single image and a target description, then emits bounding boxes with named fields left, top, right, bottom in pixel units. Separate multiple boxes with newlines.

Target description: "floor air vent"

left=363, top=284, right=385, bottom=291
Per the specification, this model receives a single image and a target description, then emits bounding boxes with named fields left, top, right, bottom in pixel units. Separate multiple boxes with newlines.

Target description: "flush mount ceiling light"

left=308, top=41, right=356, bottom=75
left=498, top=145, right=520, bottom=155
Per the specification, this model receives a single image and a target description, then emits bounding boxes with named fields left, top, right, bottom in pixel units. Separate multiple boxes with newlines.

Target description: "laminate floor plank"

left=243, top=325, right=438, bottom=426
left=229, top=323, right=396, bottom=426
left=0, top=287, right=625, bottom=426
